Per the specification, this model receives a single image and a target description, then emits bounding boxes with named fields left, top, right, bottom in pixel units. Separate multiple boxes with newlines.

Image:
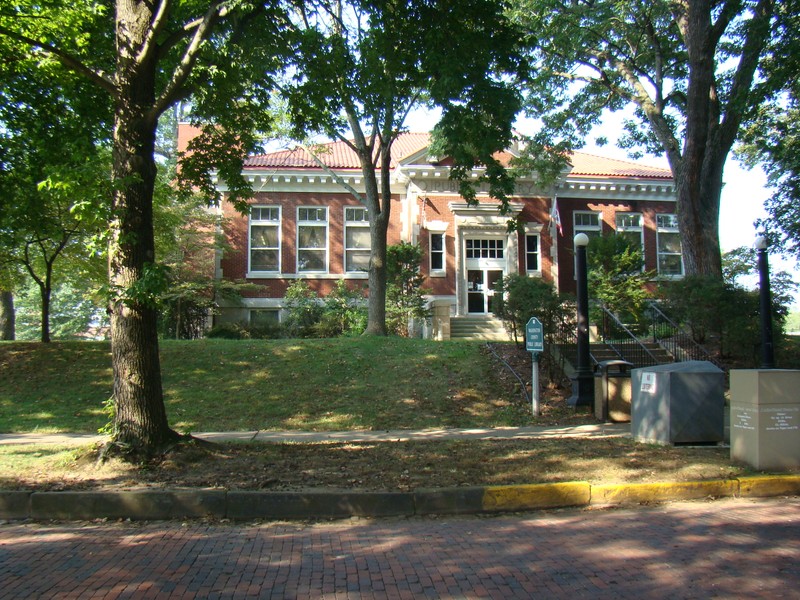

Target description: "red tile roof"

left=244, top=133, right=673, bottom=180
left=244, top=133, right=430, bottom=170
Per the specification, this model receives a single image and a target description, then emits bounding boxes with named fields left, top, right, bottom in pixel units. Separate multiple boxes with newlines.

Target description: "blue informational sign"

left=526, top=317, right=544, bottom=353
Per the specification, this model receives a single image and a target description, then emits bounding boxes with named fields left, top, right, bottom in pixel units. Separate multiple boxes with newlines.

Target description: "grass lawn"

left=0, top=337, right=555, bottom=434
left=3, top=337, right=796, bottom=492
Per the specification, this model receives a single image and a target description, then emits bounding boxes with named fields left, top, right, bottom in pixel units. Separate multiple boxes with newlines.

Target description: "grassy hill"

left=0, top=338, right=542, bottom=434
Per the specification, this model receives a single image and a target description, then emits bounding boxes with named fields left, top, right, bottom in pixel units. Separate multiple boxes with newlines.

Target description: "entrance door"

left=467, top=269, right=503, bottom=314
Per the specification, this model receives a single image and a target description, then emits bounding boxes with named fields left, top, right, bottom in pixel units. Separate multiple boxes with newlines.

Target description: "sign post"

left=526, top=317, right=544, bottom=416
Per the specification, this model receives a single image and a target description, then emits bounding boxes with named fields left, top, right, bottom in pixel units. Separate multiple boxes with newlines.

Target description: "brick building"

left=188, top=126, right=682, bottom=337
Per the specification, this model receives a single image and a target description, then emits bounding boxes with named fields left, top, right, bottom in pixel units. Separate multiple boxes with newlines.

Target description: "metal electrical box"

left=631, top=361, right=725, bottom=445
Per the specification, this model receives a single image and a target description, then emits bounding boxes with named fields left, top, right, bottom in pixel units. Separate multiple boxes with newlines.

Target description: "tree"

left=511, top=0, right=776, bottom=278
left=0, top=45, right=111, bottom=342
left=587, top=233, right=654, bottom=325
left=0, top=0, right=289, bottom=456
left=737, top=0, right=800, bottom=259
left=281, top=0, right=523, bottom=335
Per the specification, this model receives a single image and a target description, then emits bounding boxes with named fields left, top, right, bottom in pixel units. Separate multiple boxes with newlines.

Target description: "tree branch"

left=136, top=0, right=172, bottom=67
left=0, top=25, right=116, bottom=95
left=150, top=0, right=229, bottom=123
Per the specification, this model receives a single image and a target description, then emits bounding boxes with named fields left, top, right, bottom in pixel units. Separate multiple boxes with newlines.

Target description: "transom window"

left=466, top=238, right=504, bottom=259
left=297, top=207, right=328, bottom=272
left=656, top=214, right=684, bottom=276
left=574, top=211, right=602, bottom=241
left=249, top=206, right=280, bottom=272
left=344, top=207, right=370, bottom=272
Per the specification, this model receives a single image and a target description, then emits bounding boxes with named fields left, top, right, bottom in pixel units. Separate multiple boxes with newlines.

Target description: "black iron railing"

left=594, top=304, right=661, bottom=368
left=644, top=301, right=723, bottom=368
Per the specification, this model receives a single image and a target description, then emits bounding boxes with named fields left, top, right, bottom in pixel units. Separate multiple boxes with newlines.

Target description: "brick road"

left=1, top=497, right=798, bottom=599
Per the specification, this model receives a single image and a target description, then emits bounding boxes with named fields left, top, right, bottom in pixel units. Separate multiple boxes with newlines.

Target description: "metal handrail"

left=595, top=304, right=661, bottom=368
left=645, top=301, right=724, bottom=368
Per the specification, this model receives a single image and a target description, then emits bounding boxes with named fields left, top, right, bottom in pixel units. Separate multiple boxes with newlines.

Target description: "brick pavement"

left=1, top=497, right=798, bottom=599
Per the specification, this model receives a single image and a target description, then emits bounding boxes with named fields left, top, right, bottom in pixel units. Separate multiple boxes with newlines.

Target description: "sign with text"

left=525, top=317, right=544, bottom=353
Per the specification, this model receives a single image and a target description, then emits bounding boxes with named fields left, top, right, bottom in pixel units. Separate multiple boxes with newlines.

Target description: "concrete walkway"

left=0, top=422, right=630, bottom=446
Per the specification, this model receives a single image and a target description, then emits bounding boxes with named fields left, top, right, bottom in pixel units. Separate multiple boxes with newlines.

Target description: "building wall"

left=554, top=196, right=679, bottom=294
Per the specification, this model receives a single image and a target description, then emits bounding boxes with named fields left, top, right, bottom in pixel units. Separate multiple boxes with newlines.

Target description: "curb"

left=2, top=475, right=799, bottom=522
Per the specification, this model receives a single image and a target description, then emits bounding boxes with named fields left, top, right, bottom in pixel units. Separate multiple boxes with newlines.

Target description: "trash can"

left=594, top=360, right=633, bottom=422
left=631, top=361, right=725, bottom=445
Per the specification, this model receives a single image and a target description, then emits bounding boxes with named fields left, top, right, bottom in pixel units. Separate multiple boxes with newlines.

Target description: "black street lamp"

left=568, top=232, right=594, bottom=407
left=755, top=235, right=776, bottom=369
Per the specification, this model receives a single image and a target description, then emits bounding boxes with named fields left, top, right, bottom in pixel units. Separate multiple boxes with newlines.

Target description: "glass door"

left=467, top=269, right=503, bottom=314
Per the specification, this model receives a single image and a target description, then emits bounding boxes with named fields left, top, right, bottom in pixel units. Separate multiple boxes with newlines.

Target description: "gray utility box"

left=631, top=361, right=725, bottom=445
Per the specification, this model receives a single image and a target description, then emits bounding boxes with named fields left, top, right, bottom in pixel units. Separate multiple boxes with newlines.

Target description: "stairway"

left=449, top=316, right=509, bottom=341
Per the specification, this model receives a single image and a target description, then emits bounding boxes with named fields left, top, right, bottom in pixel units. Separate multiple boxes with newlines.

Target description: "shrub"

left=314, top=280, right=367, bottom=338
left=282, top=280, right=324, bottom=338
left=386, top=242, right=430, bottom=336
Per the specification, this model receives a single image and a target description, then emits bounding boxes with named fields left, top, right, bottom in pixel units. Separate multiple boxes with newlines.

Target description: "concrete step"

left=450, top=317, right=509, bottom=341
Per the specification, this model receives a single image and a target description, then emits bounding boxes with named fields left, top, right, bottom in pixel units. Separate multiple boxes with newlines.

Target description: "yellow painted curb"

left=482, top=482, right=591, bottom=512
left=591, top=479, right=739, bottom=505
left=738, top=475, right=800, bottom=498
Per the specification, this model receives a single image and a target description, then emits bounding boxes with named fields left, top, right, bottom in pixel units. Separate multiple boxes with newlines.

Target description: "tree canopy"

left=511, top=0, right=777, bottom=278
left=279, top=0, right=524, bottom=334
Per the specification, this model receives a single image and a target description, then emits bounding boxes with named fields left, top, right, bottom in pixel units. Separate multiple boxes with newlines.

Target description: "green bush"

left=282, top=280, right=324, bottom=338
left=314, top=280, right=367, bottom=338
left=587, top=233, right=654, bottom=330
left=386, top=242, right=430, bottom=336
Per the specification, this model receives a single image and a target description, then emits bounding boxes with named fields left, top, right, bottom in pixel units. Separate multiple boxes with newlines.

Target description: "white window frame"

left=656, top=213, right=684, bottom=278
left=525, top=233, right=541, bottom=275
left=344, top=207, right=370, bottom=274
left=248, top=206, right=281, bottom=274
left=465, top=238, right=504, bottom=260
left=297, top=206, right=328, bottom=273
left=429, top=231, right=446, bottom=276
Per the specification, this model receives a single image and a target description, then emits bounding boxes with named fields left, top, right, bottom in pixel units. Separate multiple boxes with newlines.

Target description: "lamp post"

left=568, top=232, right=594, bottom=407
left=755, top=235, right=775, bottom=369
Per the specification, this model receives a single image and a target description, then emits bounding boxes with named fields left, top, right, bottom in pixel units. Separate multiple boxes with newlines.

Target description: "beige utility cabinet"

left=730, top=369, right=800, bottom=470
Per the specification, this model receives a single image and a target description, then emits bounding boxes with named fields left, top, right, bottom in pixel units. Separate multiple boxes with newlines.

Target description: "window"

left=656, top=214, right=683, bottom=276
left=525, top=234, right=540, bottom=272
left=615, top=212, right=644, bottom=266
left=466, top=238, right=504, bottom=259
left=430, top=232, right=445, bottom=273
left=250, top=309, right=280, bottom=327
left=574, top=211, right=602, bottom=241
left=249, top=206, right=280, bottom=272
left=297, top=207, right=328, bottom=272
left=344, top=207, right=370, bottom=272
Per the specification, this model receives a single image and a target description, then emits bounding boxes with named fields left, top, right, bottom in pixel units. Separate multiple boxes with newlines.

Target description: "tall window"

left=249, top=206, right=280, bottom=272
left=525, top=234, right=540, bottom=273
left=430, top=232, right=445, bottom=273
left=574, top=211, right=602, bottom=241
left=297, top=207, right=328, bottom=272
left=656, top=214, right=684, bottom=276
left=344, top=207, right=370, bottom=272
left=615, top=212, right=644, bottom=265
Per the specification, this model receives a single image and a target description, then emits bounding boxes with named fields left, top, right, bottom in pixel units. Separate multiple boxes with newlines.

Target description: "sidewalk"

left=0, top=422, right=630, bottom=446
left=2, top=423, right=799, bottom=522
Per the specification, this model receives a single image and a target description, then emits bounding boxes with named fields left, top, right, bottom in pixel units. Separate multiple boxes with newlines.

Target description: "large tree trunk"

left=362, top=140, right=394, bottom=336
left=674, top=0, right=724, bottom=278
left=107, top=0, right=179, bottom=454
left=0, top=290, right=14, bottom=340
